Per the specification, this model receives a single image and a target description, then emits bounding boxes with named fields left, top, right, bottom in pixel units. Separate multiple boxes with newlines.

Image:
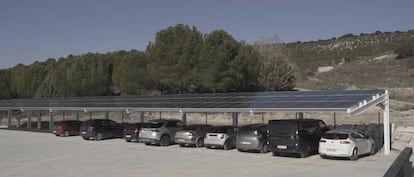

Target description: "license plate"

left=81, top=131, right=86, bottom=134
left=277, top=145, right=287, bottom=149
left=241, top=141, right=251, bottom=145
left=125, top=135, right=131, bottom=138
left=177, top=139, right=185, bottom=142
left=326, top=149, right=336, bottom=152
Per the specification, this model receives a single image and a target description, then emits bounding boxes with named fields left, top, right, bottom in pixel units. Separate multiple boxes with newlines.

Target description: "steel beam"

left=27, top=111, right=32, bottom=129
left=8, top=109, right=11, bottom=128
left=49, top=111, right=54, bottom=131
left=37, top=111, right=42, bottom=129
left=140, top=112, right=144, bottom=123
left=383, top=95, right=390, bottom=155
left=232, top=112, right=238, bottom=128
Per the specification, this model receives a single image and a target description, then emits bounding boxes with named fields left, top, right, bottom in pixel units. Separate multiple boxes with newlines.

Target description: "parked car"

left=236, top=124, right=269, bottom=153
left=319, top=129, right=377, bottom=160
left=204, top=126, right=238, bottom=150
left=80, top=119, right=124, bottom=140
left=123, top=122, right=149, bottom=142
left=139, top=119, right=185, bottom=146
left=52, top=120, right=83, bottom=137
left=268, top=119, right=329, bottom=157
left=175, top=124, right=214, bottom=147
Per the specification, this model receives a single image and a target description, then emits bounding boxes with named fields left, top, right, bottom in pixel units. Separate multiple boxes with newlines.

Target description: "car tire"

left=350, top=148, right=358, bottom=161
left=272, top=151, right=279, bottom=156
left=320, top=155, right=328, bottom=159
left=179, top=143, right=185, bottom=147
left=237, top=148, right=244, bottom=152
left=196, top=138, right=204, bottom=148
left=63, top=131, right=70, bottom=137
left=144, top=142, right=151, bottom=145
left=96, top=133, right=103, bottom=141
left=82, top=137, right=89, bottom=140
left=223, top=140, right=232, bottom=150
left=370, top=144, right=377, bottom=155
left=300, top=145, right=310, bottom=158
left=260, top=143, right=269, bottom=153
left=125, top=138, right=131, bottom=142
left=205, top=145, right=211, bottom=149
left=160, top=135, right=170, bottom=146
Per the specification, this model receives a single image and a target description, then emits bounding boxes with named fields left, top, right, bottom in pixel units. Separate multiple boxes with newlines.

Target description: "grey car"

left=236, top=124, right=269, bottom=153
left=175, top=124, right=214, bottom=148
left=139, top=119, right=185, bottom=146
left=204, top=126, right=238, bottom=150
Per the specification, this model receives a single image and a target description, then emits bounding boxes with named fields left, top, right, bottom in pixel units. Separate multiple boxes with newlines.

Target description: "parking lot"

left=0, top=129, right=403, bottom=177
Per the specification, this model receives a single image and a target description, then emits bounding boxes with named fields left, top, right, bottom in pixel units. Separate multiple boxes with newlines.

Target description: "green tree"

left=112, top=50, right=151, bottom=95
left=0, top=70, right=12, bottom=99
left=146, top=24, right=203, bottom=94
left=254, top=36, right=296, bottom=91
left=198, top=30, right=241, bottom=92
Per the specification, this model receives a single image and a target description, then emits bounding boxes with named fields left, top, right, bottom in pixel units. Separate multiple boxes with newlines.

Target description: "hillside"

left=285, top=30, right=414, bottom=80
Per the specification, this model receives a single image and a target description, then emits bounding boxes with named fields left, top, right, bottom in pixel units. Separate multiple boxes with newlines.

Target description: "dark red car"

left=52, top=120, right=83, bottom=137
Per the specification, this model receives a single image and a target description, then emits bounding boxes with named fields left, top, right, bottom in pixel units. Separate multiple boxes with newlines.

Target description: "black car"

left=123, top=122, right=149, bottom=142
left=236, top=124, right=269, bottom=153
left=80, top=119, right=124, bottom=141
left=268, top=119, right=329, bottom=157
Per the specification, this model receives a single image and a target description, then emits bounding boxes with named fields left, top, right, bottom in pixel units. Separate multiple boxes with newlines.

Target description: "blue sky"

left=1, top=0, right=413, bottom=69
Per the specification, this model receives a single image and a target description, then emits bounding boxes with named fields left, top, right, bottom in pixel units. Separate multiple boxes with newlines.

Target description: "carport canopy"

left=0, top=89, right=390, bottom=154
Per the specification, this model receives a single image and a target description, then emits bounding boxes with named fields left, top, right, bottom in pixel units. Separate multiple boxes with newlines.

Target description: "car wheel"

left=125, top=138, right=131, bottom=142
left=205, top=145, right=211, bottom=149
left=300, top=145, right=310, bottom=158
left=196, top=138, right=204, bottom=148
left=63, top=131, right=70, bottom=137
left=237, top=148, right=244, bottom=152
left=370, top=144, right=377, bottom=155
left=320, top=155, right=328, bottom=159
left=160, top=135, right=170, bottom=146
left=96, top=133, right=103, bottom=141
left=223, top=140, right=232, bottom=150
left=272, top=151, right=279, bottom=156
left=260, top=143, right=269, bottom=153
left=82, top=137, right=88, bottom=140
left=350, top=148, right=358, bottom=161
left=144, top=142, right=151, bottom=145
left=179, top=143, right=185, bottom=147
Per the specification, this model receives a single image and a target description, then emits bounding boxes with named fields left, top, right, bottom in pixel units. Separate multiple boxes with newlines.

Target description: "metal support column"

left=89, top=112, right=92, bottom=120
left=159, top=112, right=162, bottom=119
left=37, top=111, right=42, bottom=129
left=333, top=112, right=336, bottom=128
left=232, top=112, right=238, bottom=128
left=383, top=95, right=390, bottom=155
left=17, top=111, right=21, bottom=128
left=121, top=111, right=125, bottom=124
left=262, top=113, right=264, bottom=124
left=0, top=111, right=2, bottom=127
left=76, top=111, right=80, bottom=121
left=62, top=111, right=65, bottom=121
left=105, top=111, right=109, bottom=120
left=205, top=113, right=208, bottom=124
left=140, top=112, right=144, bottom=123
left=27, top=111, right=32, bottom=129
left=49, top=111, right=54, bottom=131
left=298, top=112, right=304, bottom=119
left=181, top=112, right=187, bottom=125
left=8, top=109, right=12, bottom=128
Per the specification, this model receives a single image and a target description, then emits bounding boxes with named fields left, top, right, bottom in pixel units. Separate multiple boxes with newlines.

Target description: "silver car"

left=175, top=124, right=214, bottom=148
left=204, top=126, right=238, bottom=150
left=139, top=119, right=185, bottom=146
left=236, top=124, right=269, bottom=153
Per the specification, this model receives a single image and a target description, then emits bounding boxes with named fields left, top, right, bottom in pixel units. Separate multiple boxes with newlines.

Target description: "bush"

left=395, top=40, right=414, bottom=58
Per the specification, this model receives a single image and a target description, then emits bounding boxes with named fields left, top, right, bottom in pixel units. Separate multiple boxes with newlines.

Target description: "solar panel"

left=0, top=89, right=386, bottom=113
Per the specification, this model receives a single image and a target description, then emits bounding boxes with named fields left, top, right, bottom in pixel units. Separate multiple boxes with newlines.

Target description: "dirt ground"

left=0, top=130, right=405, bottom=177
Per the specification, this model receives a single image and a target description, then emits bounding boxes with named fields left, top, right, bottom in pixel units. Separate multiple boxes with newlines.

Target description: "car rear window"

left=211, top=126, right=230, bottom=133
left=183, top=125, right=201, bottom=130
left=322, top=133, right=348, bottom=140
left=145, top=122, right=163, bottom=128
left=269, top=121, right=297, bottom=135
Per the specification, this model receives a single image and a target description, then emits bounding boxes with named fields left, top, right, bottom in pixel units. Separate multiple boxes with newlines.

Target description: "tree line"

left=0, top=24, right=296, bottom=100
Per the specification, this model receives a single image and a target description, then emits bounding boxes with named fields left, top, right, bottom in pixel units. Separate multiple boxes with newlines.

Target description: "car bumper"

left=175, top=137, right=197, bottom=145
left=319, top=147, right=352, bottom=157
left=124, top=133, right=139, bottom=141
left=140, top=138, right=160, bottom=144
left=269, top=144, right=302, bottom=154
left=80, top=131, right=97, bottom=140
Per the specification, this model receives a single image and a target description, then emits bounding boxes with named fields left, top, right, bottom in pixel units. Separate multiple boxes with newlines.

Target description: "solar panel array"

left=0, top=89, right=386, bottom=112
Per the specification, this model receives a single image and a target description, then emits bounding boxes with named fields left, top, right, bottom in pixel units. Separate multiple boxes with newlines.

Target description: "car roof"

left=148, top=119, right=181, bottom=123
left=269, top=119, right=321, bottom=123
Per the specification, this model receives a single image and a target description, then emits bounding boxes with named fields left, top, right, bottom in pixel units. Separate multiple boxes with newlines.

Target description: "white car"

left=319, top=129, right=377, bottom=160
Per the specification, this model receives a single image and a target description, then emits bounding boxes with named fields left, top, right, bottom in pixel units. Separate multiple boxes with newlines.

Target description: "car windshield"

left=322, top=133, right=349, bottom=140
left=145, top=122, right=163, bottom=128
